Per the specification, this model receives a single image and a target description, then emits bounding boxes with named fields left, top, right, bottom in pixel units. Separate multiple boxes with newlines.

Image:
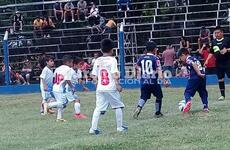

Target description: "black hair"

left=101, top=38, right=114, bottom=53
left=73, top=56, right=83, bottom=65
left=62, top=55, right=73, bottom=64
left=214, top=25, right=223, bottom=32
left=146, top=41, right=157, bottom=52
left=45, top=55, right=55, bottom=62
left=177, top=48, right=189, bottom=57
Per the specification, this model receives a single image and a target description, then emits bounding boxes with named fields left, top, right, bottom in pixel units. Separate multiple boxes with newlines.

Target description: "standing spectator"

left=38, top=52, right=47, bottom=70
left=180, top=36, right=190, bottom=49
left=198, top=26, right=211, bottom=50
left=53, top=2, right=63, bottom=21
left=13, top=11, right=23, bottom=32
left=33, top=16, right=44, bottom=38
left=42, top=16, right=55, bottom=38
left=117, top=0, right=132, bottom=11
left=63, top=0, right=75, bottom=23
left=162, top=44, right=176, bottom=74
left=77, top=0, right=88, bottom=20
left=87, top=2, right=99, bottom=26
left=21, top=59, right=33, bottom=85
left=198, top=44, right=216, bottom=75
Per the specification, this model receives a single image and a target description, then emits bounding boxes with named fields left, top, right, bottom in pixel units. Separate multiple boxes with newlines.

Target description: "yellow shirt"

left=106, top=20, right=116, bottom=28
left=33, top=19, right=43, bottom=28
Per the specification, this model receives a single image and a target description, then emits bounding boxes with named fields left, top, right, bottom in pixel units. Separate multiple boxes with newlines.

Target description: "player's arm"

left=112, top=58, right=122, bottom=92
left=192, top=63, right=205, bottom=78
left=41, top=78, right=48, bottom=91
left=91, top=59, right=98, bottom=88
left=204, top=53, right=213, bottom=67
left=78, top=78, right=89, bottom=91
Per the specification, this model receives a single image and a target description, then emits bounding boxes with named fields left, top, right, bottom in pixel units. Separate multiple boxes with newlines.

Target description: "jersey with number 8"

left=53, top=65, right=72, bottom=93
left=91, top=56, right=119, bottom=91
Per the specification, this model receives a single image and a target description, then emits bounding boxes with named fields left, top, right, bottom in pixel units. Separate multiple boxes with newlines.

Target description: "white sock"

left=115, top=108, right=123, bottom=129
left=91, top=109, right=101, bottom=130
left=74, top=102, right=80, bottom=114
left=57, top=107, right=64, bottom=120
left=48, top=101, right=62, bottom=108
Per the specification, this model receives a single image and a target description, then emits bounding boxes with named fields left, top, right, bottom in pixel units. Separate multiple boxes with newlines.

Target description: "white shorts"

left=53, top=92, right=68, bottom=105
left=41, top=90, right=53, bottom=101
left=95, top=91, right=125, bottom=112
left=66, top=92, right=80, bottom=103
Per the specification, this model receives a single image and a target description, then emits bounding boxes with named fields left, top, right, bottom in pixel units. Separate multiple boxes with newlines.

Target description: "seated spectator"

left=180, top=36, right=190, bottom=49
left=117, top=0, right=132, bottom=11
left=87, top=2, right=99, bottom=26
left=102, top=17, right=117, bottom=34
left=63, top=0, right=75, bottom=23
left=33, top=16, right=44, bottom=38
left=77, top=0, right=88, bottom=20
left=92, top=15, right=106, bottom=34
left=13, top=11, right=23, bottom=32
left=162, top=44, right=176, bottom=75
left=198, top=44, right=216, bottom=75
left=53, top=2, right=63, bottom=21
left=21, top=59, right=33, bottom=85
left=198, top=26, right=211, bottom=50
left=42, top=16, right=55, bottom=38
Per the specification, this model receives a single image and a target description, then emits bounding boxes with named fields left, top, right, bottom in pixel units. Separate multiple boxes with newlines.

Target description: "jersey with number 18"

left=91, top=56, right=119, bottom=91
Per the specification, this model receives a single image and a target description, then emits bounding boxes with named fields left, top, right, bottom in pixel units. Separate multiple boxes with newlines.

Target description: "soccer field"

left=0, top=85, right=230, bottom=150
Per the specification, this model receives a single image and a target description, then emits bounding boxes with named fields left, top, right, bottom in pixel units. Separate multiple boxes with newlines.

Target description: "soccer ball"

left=178, top=100, right=186, bottom=111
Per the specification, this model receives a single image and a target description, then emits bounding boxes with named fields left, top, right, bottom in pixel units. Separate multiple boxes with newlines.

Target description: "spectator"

left=38, top=52, right=47, bottom=70
left=117, top=0, right=132, bottom=11
left=176, top=63, right=189, bottom=77
left=21, top=59, right=33, bottom=85
left=91, top=52, right=99, bottom=67
left=42, top=16, right=55, bottom=38
left=33, top=16, right=44, bottom=38
left=53, top=2, right=63, bottom=21
left=63, top=0, right=75, bottom=23
left=77, top=0, right=88, bottom=20
left=92, top=15, right=106, bottom=33
left=87, top=2, right=99, bottom=26
left=13, top=11, right=23, bottom=32
left=180, top=36, right=190, bottom=49
left=102, top=17, right=117, bottom=34
left=198, top=26, right=211, bottom=50
left=162, top=44, right=176, bottom=75
left=198, top=44, right=216, bottom=75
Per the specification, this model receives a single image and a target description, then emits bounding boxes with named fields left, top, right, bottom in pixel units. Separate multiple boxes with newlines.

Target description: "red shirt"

left=201, top=49, right=216, bottom=68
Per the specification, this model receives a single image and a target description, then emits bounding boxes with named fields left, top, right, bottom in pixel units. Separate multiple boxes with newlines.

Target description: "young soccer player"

left=133, top=41, right=166, bottom=119
left=177, top=48, right=209, bottom=113
left=89, top=38, right=127, bottom=134
left=65, top=57, right=88, bottom=119
left=39, top=55, right=55, bottom=115
left=44, top=55, right=74, bottom=122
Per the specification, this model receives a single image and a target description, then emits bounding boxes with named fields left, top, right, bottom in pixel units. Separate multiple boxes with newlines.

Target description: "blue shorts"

left=140, top=83, right=163, bottom=100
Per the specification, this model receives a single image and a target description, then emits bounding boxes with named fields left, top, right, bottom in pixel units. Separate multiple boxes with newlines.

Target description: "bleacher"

left=0, top=0, right=230, bottom=83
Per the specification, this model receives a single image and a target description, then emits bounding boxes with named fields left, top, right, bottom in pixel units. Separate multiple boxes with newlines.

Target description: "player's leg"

left=133, top=84, right=150, bottom=119
left=109, top=91, right=127, bottom=132
left=197, top=78, right=209, bottom=112
left=216, top=66, right=225, bottom=100
left=183, top=79, right=198, bottom=113
left=152, top=84, right=163, bottom=117
left=89, top=91, right=108, bottom=134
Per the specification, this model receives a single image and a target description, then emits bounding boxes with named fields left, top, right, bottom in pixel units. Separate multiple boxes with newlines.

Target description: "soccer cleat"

left=154, top=112, right=163, bottom=118
left=43, top=102, right=48, bottom=115
left=218, top=96, right=225, bottom=101
left=74, top=113, right=87, bottom=119
left=133, top=107, right=142, bottom=119
left=203, top=108, right=209, bottom=113
left=183, top=101, right=191, bottom=113
left=117, top=126, right=128, bottom=132
left=89, top=128, right=100, bottom=135
left=56, top=119, right=67, bottom=122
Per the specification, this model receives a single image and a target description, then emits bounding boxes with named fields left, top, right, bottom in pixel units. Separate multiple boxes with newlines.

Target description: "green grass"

left=0, top=85, right=230, bottom=150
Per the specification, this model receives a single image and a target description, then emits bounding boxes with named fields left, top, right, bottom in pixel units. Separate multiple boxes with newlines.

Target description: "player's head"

left=177, top=48, right=190, bottom=62
left=45, top=55, right=55, bottom=67
left=214, top=26, right=223, bottom=40
left=146, top=41, right=158, bottom=54
left=73, top=57, right=84, bottom=69
left=62, top=55, right=73, bottom=67
left=101, top=38, right=114, bottom=55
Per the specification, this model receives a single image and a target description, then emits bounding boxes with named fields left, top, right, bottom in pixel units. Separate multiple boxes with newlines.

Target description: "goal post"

left=3, top=30, right=10, bottom=85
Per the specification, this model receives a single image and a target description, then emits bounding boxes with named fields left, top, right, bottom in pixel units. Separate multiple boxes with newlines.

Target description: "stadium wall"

left=0, top=75, right=229, bottom=94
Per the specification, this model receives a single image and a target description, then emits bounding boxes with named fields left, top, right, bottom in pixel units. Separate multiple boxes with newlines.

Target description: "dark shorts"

left=216, top=66, right=230, bottom=79
left=205, top=67, right=216, bottom=75
left=140, top=83, right=163, bottom=100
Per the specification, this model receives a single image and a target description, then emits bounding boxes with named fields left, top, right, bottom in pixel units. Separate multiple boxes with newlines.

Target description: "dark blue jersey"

left=185, top=56, right=205, bottom=79
left=136, top=53, right=161, bottom=84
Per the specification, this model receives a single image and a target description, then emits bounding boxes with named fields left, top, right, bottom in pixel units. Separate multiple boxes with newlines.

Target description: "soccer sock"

left=48, top=101, right=60, bottom=108
left=155, top=98, right=162, bottom=113
left=138, top=99, right=146, bottom=108
left=218, top=81, right=225, bottom=97
left=40, top=101, right=44, bottom=113
left=57, top=107, right=64, bottom=120
left=91, top=109, right=101, bottom=130
left=74, top=102, right=81, bottom=114
left=115, top=108, right=123, bottom=129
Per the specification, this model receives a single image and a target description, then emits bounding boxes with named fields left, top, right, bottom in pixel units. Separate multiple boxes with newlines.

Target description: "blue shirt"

left=136, top=53, right=161, bottom=84
left=185, top=56, right=205, bottom=79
